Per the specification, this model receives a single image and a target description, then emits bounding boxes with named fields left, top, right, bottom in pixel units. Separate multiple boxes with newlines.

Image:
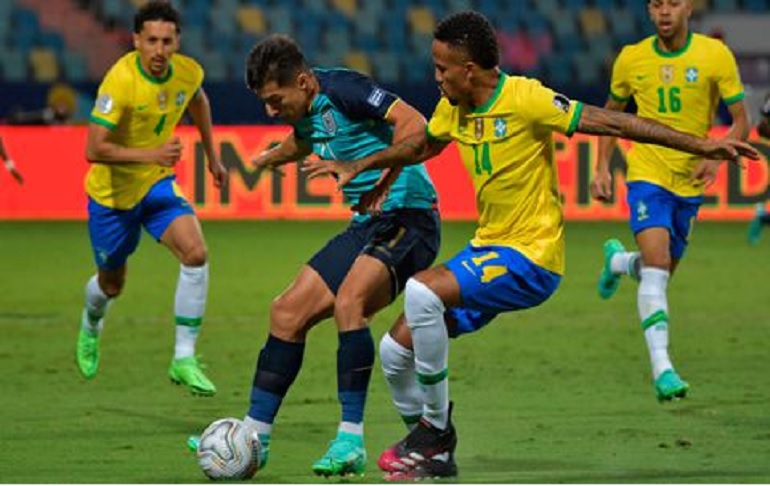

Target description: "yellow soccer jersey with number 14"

left=427, top=73, right=583, bottom=275
left=87, top=51, right=204, bottom=209
left=610, top=32, right=744, bottom=197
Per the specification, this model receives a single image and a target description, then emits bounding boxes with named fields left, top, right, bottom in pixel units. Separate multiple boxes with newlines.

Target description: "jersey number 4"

left=657, top=86, right=682, bottom=114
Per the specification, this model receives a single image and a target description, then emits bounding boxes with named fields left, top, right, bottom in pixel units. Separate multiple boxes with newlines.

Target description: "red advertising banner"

left=0, top=125, right=768, bottom=220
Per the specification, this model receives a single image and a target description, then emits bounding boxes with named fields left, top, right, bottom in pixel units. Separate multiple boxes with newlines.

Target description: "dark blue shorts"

left=444, top=244, right=561, bottom=337
left=627, top=181, right=702, bottom=260
left=308, top=209, right=440, bottom=300
left=88, top=176, right=194, bottom=270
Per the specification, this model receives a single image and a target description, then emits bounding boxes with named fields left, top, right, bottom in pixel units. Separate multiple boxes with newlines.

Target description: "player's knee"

left=269, top=295, right=306, bottom=341
left=333, top=291, right=365, bottom=329
left=100, top=279, right=124, bottom=298
left=181, top=245, right=208, bottom=267
left=404, top=278, right=444, bottom=330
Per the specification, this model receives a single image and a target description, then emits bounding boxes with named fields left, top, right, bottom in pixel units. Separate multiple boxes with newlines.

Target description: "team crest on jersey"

left=474, top=118, right=484, bottom=140
left=175, top=91, right=186, bottom=106
left=685, top=67, right=699, bottom=83
left=493, top=117, right=507, bottom=138
left=158, top=91, right=168, bottom=110
left=552, top=93, right=571, bottom=113
left=322, top=110, right=337, bottom=135
left=96, top=94, right=113, bottom=114
left=659, top=65, right=675, bottom=84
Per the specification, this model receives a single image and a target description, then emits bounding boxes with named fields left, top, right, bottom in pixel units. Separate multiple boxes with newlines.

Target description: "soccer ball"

left=197, top=418, right=261, bottom=480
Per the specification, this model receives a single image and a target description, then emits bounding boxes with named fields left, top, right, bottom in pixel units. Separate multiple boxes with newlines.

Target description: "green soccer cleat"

left=654, top=369, right=689, bottom=402
left=311, top=431, right=366, bottom=477
left=747, top=204, right=765, bottom=246
left=598, top=238, right=626, bottom=300
left=76, top=326, right=100, bottom=379
left=169, top=356, right=216, bottom=397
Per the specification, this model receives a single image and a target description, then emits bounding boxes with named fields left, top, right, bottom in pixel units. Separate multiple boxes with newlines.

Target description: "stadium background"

left=0, top=0, right=769, bottom=221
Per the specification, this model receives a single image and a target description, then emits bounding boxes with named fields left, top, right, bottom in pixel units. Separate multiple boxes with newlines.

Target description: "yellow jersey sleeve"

left=609, top=47, right=631, bottom=102
left=426, top=98, right=454, bottom=142
left=518, top=79, right=583, bottom=137
left=714, top=43, right=744, bottom=105
left=89, top=64, right=130, bottom=130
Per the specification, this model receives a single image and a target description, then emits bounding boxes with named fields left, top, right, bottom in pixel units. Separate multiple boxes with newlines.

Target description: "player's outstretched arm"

left=85, top=124, right=182, bottom=166
left=188, top=88, right=226, bottom=188
left=577, top=104, right=760, bottom=163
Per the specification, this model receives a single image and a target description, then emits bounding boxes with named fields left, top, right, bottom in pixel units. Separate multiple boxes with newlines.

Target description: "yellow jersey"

left=87, top=51, right=204, bottom=209
left=609, top=32, right=744, bottom=197
left=427, top=73, right=583, bottom=275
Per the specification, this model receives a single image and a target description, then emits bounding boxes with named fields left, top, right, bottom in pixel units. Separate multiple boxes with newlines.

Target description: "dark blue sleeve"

left=320, top=70, right=399, bottom=120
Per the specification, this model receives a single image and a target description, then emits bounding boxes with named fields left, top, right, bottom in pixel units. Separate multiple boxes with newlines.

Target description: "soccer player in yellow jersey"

left=304, top=10, right=758, bottom=479
left=75, top=1, right=226, bottom=396
left=590, top=0, right=750, bottom=402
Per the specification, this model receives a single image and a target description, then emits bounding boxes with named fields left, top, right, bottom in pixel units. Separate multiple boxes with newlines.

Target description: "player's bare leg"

left=312, top=255, right=391, bottom=477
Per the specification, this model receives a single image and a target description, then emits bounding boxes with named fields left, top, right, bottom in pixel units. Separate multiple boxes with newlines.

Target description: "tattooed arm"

left=577, top=105, right=759, bottom=162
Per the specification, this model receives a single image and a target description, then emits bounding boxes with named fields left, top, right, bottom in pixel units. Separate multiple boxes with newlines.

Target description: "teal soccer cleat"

left=76, top=325, right=100, bottom=379
left=747, top=204, right=765, bottom=246
left=654, top=369, right=689, bottom=402
left=312, top=431, right=366, bottom=477
left=598, top=238, right=626, bottom=300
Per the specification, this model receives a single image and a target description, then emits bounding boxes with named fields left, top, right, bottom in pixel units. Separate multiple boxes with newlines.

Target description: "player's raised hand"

left=589, top=169, right=613, bottom=202
left=301, top=159, right=357, bottom=191
left=157, top=136, right=183, bottom=166
left=208, top=157, right=227, bottom=189
left=701, top=138, right=759, bottom=164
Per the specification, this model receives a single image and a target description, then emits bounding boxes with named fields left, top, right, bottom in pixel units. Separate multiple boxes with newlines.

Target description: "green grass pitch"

left=0, top=220, right=768, bottom=483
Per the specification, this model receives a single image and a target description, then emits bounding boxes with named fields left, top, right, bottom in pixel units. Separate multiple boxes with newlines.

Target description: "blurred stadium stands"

left=0, top=0, right=768, bottom=123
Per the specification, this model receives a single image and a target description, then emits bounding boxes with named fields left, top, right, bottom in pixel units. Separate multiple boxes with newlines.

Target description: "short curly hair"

left=245, top=34, right=309, bottom=91
left=134, top=1, right=180, bottom=34
left=434, top=11, right=499, bottom=70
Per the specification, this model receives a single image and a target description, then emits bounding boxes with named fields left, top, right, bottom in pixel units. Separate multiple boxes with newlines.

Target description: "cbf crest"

left=322, top=110, right=337, bottom=135
left=493, top=117, right=507, bottom=138
left=659, top=65, right=675, bottom=84
left=175, top=90, right=186, bottom=107
left=685, top=67, right=699, bottom=83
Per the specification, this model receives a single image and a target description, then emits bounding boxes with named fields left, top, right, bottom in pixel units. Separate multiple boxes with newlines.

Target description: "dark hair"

left=245, top=34, right=309, bottom=91
left=134, top=1, right=181, bottom=34
left=434, top=11, right=499, bottom=70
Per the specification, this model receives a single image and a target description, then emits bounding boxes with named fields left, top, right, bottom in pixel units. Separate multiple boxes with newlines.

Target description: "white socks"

left=638, top=267, right=672, bottom=379
left=82, top=275, right=110, bottom=333
left=611, top=251, right=641, bottom=280
left=404, top=278, right=449, bottom=430
left=380, top=332, right=422, bottom=425
left=174, top=263, right=209, bottom=359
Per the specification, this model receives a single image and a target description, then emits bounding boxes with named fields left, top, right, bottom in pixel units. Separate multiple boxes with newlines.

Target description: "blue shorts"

left=309, top=209, right=440, bottom=300
left=626, top=181, right=702, bottom=260
left=88, top=176, right=194, bottom=270
left=444, top=244, right=561, bottom=337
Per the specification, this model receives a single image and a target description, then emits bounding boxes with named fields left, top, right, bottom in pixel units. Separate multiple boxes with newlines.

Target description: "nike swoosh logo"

left=636, top=75, right=647, bottom=80
left=136, top=105, right=148, bottom=111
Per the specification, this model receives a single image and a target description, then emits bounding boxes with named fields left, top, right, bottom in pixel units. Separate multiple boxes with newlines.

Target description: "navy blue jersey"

left=293, top=69, right=437, bottom=218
